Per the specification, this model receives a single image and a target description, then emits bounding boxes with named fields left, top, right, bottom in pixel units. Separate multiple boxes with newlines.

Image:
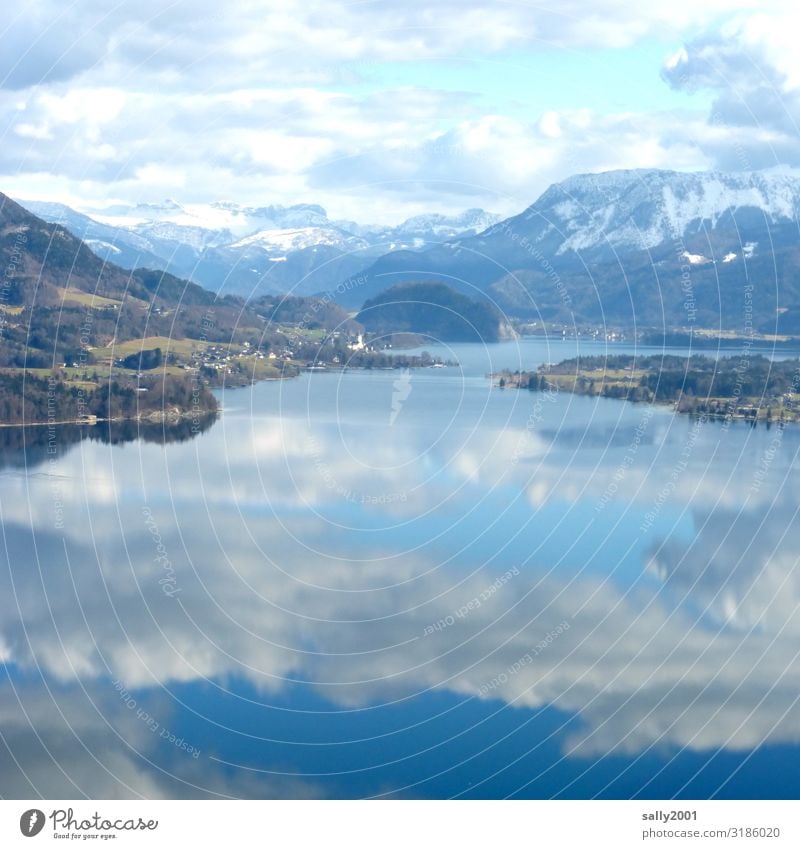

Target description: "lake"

left=2, top=338, right=800, bottom=798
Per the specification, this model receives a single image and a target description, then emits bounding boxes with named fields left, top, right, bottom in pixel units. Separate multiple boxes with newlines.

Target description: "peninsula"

left=494, top=354, right=800, bottom=423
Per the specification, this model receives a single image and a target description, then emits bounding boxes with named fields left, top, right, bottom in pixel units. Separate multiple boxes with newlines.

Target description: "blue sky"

left=0, top=1, right=796, bottom=222
left=335, top=42, right=711, bottom=117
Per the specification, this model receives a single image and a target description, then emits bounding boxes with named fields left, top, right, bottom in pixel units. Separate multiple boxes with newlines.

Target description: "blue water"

left=2, top=337, right=800, bottom=798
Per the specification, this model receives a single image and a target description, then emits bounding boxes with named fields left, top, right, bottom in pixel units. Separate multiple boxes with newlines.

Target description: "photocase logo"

left=19, top=809, right=45, bottom=837
left=390, top=368, right=412, bottom=425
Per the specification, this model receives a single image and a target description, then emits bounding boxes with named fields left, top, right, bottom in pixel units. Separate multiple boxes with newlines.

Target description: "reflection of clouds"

left=250, top=417, right=543, bottom=510
left=0, top=679, right=324, bottom=799
left=4, top=486, right=800, bottom=763
left=524, top=418, right=800, bottom=513
left=648, top=506, right=800, bottom=633
left=4, top=387, right=800, bottom=794
left=0, top=680, right=165, bottom=798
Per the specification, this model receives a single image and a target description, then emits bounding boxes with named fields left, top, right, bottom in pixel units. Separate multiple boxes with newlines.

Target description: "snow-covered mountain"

left=345, top=168, right=800, bottom=330
left=88, top=198, right=319, bottom=228
left=19, top=198, right=500, bottom=296
left=508, top=167, right=800, bottom=258
left=89, top=198, right=500, bottom=253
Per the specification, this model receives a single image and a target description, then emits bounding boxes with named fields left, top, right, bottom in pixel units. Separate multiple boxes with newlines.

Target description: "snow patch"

left=682, top=251, right=711, bottom=265
left=85, top=239, right=121, bottom=255
left=231, top=227, right=364, bottom=252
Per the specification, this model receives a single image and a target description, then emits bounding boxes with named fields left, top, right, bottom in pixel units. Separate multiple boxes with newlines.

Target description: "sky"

left=1, top=0, right=799, bottom=223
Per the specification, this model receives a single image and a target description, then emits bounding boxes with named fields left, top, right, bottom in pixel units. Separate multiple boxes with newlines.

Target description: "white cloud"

left=2, top=1, right=771, bottom=91
left=662, top=3, right=800, bottom=170
left=0, top=2, right=797, bottom=221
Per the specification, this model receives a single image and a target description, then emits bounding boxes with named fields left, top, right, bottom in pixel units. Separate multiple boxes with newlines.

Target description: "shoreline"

left=0, top=355, right=455, bottom=429
left=0, top=410, right=218, bottom=429
left=494, top=378, right=800, bottom=424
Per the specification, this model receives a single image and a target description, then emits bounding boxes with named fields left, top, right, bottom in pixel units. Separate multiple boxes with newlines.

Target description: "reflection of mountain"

left=0, top=416, right=216, bottom=472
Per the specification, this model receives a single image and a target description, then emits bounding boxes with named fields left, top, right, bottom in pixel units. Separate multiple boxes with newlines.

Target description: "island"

left=494, top=354, right=800, bottom=423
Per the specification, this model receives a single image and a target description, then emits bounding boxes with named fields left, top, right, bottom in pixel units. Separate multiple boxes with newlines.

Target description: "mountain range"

left=19, top=197, right=500, bottom=299
left=19, top=168, right=800, bottom=333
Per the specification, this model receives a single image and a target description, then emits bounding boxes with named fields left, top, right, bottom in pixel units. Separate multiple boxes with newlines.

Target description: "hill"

left=0, top=192, right=255, bottom=369
left=356, top=282, right=508, bottom=342
left=0, top=193, right=356, bottom=424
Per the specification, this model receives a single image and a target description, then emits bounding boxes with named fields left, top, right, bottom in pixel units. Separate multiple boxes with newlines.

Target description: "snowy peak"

left=518, top=168, right=800, bottom=255
left=230, top=208, right=501, bottom=256
left=79, top=199, right=499, bottom=250
left=88, top=199, right=333, bottom=237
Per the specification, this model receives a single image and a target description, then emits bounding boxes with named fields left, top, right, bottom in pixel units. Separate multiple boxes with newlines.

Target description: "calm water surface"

left=2, top=338, right=800, bottom=798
